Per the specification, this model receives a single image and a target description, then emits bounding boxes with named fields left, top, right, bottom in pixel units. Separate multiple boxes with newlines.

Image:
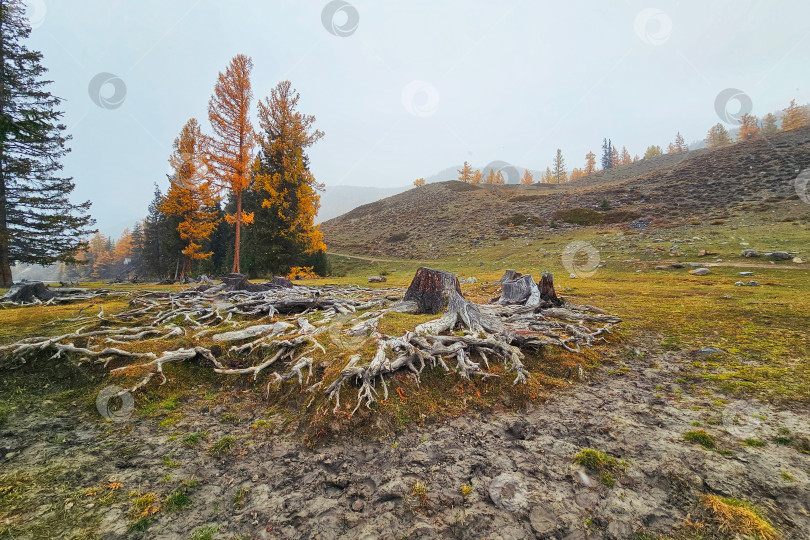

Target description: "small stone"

left=739, top=271, right=754, bottom=276
left=351, top=499, right=364, bottom=512
left=699, top=346, right=726, bottom=355
left=689, top=268, right=710, bottom=276
left=529, top=504, right=560, bottom=535
left=734, top=281, right=745, bottom=286
left=654, top=265, right=667, bottom=270
left=368, top=276, right=387, bottom=283
left=489, top=473, right=528, bottom=512
left=765, top=251, right=792, bottom=260
left=746, top=281, right=759, bottom=287
left=741, top=249, right=759, bottom=258
left=793, top=257, right=804, bottom=264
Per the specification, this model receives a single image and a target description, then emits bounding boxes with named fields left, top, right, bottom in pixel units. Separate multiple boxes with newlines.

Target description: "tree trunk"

left=0, top=20, right=10, bottom=289
left=233, top=191, right=242, bottom=274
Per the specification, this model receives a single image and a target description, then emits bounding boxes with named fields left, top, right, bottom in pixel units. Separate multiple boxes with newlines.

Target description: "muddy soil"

left=1, top=342, right=808, bottom=539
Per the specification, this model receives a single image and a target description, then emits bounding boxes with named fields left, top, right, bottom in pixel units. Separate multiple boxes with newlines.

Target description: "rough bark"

left=403, top=267, right=463, bottom=314
left=0, top=281, right=56, bottom=303
left=539, top=272, right=562, bottom=306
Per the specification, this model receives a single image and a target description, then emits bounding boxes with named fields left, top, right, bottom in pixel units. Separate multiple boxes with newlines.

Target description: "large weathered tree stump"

left=0, top=281, right=56, bottom=304
left=403, top=267, right=462, bottom=314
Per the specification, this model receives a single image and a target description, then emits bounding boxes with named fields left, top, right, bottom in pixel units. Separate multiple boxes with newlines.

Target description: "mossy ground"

left=0, top=216, right=808, bottom=538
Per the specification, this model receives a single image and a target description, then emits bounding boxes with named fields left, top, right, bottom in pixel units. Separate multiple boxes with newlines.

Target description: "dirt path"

left=2, top=341, right=808, bottom=539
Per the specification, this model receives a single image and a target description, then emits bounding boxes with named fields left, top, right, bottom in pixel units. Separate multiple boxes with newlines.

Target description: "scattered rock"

left=793, top=257, right=805, bottom=264
left=460, top=276, right=478, bottom=284
left=529, top=504, right=560, bottom=536
left=698, top=346, right=726, bottom=355
left=765, top=251, right=793, bottom=260
left=351, top=499, right=365, bottom=512
left=739, top=271, right=754, bottom=276
left=746, top=280, right=759, bottom=287
left=688, top=268, right=710, bottom=276
left=742, top=249, right=759, bottom=258
left=368, top=276, right=387, bottom=283
left=654, top=265, right=668, bottom=270
left=734, top=281, right=745, bottom=286
left=488, top=473, right=527, bottom=512
left=670, top=263, right=684, bottom=269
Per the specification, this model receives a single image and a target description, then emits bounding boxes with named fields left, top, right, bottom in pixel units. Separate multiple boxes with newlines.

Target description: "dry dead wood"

left=0, top=268, right=620, bottom=414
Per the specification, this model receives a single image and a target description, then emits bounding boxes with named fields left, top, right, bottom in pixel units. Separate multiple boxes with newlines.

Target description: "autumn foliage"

left=158, top=119, right=220, bottom=279
left=254, top=81, right=326, bottom=256
left=206, top=54, right=255, bottom=273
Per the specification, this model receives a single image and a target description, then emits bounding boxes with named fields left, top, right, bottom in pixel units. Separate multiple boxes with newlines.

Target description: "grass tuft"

left=700, top=494, right=778, bottom=540
left=683, top=429, right=716, bottom=449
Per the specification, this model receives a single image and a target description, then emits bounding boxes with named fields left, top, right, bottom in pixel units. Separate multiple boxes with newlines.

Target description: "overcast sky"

left=24, top=0, right=810, bottom=237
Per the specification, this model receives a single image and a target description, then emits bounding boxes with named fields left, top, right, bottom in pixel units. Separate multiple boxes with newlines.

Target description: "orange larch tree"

left=159, top=118, right=220, bottom=279
left=471, top=170, right=483, bottom=184
left=584, top=152, right=597, bottom=175
left=736, top=114, right=760, bottom=141
left=457, top=161, right=474, bottom=183
left=484, top=169, right=498, bottom=184
left=520, top=169, right=534, bottom=185
left=620, top=146, right=632, bottom=164
left=206, top=54, right=255, bottom=274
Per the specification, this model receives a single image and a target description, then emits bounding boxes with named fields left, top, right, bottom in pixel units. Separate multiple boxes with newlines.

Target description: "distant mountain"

left=318, top=162, right=543, bottom=222
left=317, top=184, right=410, bottom=223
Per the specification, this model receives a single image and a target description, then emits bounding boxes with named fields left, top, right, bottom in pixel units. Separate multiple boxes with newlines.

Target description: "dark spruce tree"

left=601, top=138, right=613, bottom=170
left=0, top=0, right=95, bottom=287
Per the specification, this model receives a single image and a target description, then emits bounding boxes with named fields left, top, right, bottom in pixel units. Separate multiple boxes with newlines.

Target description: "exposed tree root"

left=0, top=269, right=620, bottom=415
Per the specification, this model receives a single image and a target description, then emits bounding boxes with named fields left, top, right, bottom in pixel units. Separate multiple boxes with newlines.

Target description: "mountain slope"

left=321, top=127, right=810, bottom=258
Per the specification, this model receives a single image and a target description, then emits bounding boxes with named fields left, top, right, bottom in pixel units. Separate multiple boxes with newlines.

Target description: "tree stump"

left=498, top=274, right=540, bottom=305
left=403, top=267, right=463, bottom=315
left=0, top=281, right=56, bottom=304
left=539, top=272, right=562, bottom=306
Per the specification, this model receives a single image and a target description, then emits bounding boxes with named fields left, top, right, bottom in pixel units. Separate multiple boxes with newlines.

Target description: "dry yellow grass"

left=700, top=494, right=778, bottom=540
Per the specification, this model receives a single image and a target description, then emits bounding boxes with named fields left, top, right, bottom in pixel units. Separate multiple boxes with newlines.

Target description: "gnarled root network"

left=0, top=269, right=620, bottom=415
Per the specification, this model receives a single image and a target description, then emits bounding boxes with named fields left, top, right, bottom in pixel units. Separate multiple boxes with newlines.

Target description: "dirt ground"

left=2, top=335, right=808, bottom=539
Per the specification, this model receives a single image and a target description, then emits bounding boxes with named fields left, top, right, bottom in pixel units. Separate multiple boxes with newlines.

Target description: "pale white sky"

left=24, top=0, right=810, bottom=236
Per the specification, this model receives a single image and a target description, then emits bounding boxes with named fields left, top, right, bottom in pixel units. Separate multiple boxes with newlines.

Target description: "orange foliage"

left=520, top=169, right=534, bottom=185
left=206, top=54, right=255, bottom=273
left=159, top=118, right=220, bottom=279
left=254, top=81, right=326, bottom=255
left=584, top=151, right=597, bottom=175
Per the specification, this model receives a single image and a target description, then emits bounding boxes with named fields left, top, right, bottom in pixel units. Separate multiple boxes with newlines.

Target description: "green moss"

left=743, top=438, right=766, bottom=447
left=683, top=429, right=716, bottom=449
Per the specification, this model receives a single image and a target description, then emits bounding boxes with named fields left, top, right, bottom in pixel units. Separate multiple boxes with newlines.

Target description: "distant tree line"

left=440, top=98, right=810, bottom=188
